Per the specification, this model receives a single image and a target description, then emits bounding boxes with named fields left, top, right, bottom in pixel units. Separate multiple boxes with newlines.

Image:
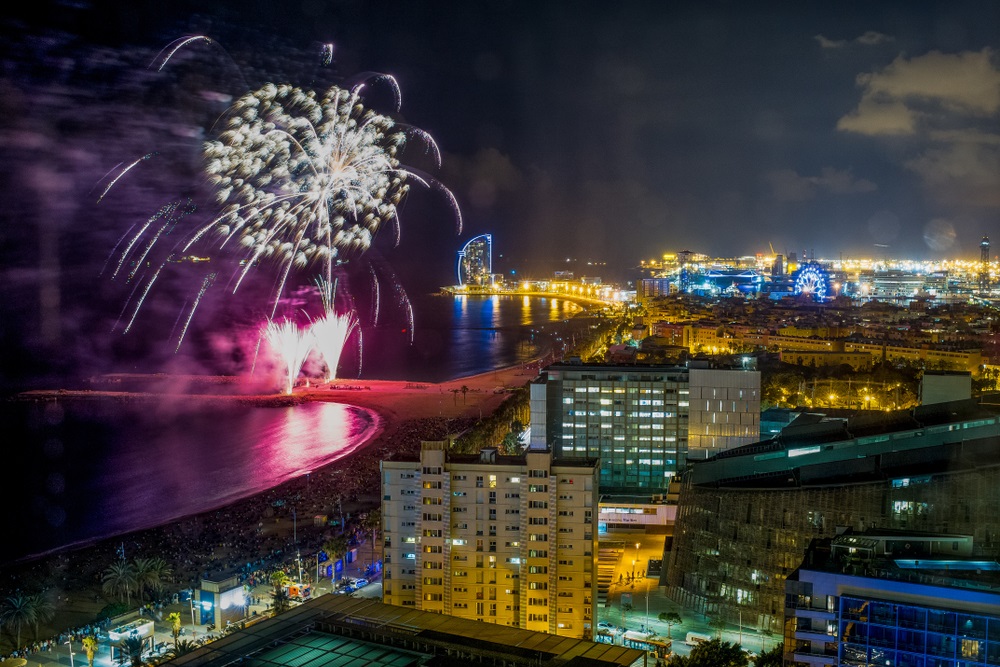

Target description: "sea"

left=5, top=294, right=585, bottom=565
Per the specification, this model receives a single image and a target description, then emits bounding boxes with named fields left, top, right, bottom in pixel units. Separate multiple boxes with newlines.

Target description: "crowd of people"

left=0, top=414, right=477, bottom=656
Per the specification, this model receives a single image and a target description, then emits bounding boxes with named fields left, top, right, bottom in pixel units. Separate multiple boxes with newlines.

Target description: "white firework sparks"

left=311, top=311, right=360, bottom=381
left=190, top=81, right=459, bottom=309
left=264, top=318, right=314, bottom=394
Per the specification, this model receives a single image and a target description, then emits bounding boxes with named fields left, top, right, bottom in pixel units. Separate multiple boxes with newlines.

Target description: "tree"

left=753, top=642, right=783, bottom=667
left=166, top=612, right=182, bottom=646
left=83, top=635, right=100, bottom=667
left=29, top=592, right=54, bottom=641
left=270, top=570, right=290, bottom=591
left=161, top=640, right=199, bottom=661
left=118, top=636, right=145, bottom=667
left=672, top=639, right=748, bottom=667
left=0, top=593, right=36, bottom=650
left=103, top=560, right=138, bottom=606
left=709, top=615, right=728, bottom=639
left=359, top=509, right=381, bottom=569
left=271, top=587, right=291, bottom=615
left=133, top=558, right=172, bottom=603
left=461, top=385, right=469, bottom=404
left=322, top=535, right=350, bottom=584
left=658, top=611, right=682, bottom=639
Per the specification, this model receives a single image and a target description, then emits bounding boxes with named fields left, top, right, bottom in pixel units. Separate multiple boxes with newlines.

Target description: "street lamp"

left=66, top=640, right=75, bottom=667
left=634, top=542, right=640, bottom=576
left=189, top=597, right=196, bottom=626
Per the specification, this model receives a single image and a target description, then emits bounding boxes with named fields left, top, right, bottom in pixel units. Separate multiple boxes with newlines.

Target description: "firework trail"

left=151, top=35, right=214, bottom=71
left=264, top=318, right=314, bottom=394
left=95, top=153, right=157, bottom=203
left=175, top=272, right=218, bottom=352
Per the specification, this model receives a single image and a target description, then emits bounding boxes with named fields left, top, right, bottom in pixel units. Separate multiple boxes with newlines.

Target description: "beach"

left=1, top=359, right=545, bottom=655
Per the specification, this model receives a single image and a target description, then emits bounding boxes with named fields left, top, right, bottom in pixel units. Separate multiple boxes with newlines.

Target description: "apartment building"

left=381, top=441, right=599, bottom=639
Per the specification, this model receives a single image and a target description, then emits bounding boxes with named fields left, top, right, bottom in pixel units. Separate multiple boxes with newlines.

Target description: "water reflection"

left=10, top=399, right=375, bottom=563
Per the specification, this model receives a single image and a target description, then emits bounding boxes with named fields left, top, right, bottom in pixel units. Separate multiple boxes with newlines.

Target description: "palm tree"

left=133, top=557, right=172, bottom=604
left=322, top=535, right=349, bottom=585
left=360, top=509, right=380, bottom=569
left=118, top=636, right=145, bottom=667
left=29, top=592, right=54, bottom=641
left=103, top=560, right=138, bottom=606
left=0, top=593, right=36, bottom=649
left=160, top=640, right=199, bottom=661
left=461, top=385, right=469, bottom=404
left=166, top=612, right=182, bottom=646
left=83, top=635, right=100, bottom=667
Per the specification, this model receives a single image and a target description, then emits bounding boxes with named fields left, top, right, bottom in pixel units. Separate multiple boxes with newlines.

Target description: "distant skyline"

left=1, top=0, right=998, bottom=385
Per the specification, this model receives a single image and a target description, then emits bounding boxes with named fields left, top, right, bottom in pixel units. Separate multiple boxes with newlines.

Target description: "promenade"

left=14, top=557, right=386, bottom=667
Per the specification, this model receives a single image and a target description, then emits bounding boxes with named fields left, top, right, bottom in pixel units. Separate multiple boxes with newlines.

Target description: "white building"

left=381, top=441, right=599, bottom=639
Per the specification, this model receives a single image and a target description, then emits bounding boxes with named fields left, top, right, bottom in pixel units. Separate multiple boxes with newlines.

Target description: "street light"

left=189, top=597, right=196, bottom=626
left=634, top=542, right=640, bottom=576
left=66, top=640, right=75, bottom=667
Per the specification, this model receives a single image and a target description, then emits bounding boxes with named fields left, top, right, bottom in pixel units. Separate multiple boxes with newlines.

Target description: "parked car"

left=597, top=621, right=615, bottom=630
left=354, top=578, right=369, bottom=588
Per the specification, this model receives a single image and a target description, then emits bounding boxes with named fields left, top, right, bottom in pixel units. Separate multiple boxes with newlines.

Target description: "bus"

left=622, top=632, right=671, bottom=658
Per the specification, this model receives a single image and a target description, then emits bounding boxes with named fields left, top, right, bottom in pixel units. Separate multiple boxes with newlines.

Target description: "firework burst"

left=192, top=80, right=460, bottom=309
left=102, top=37, right=461, bottom=370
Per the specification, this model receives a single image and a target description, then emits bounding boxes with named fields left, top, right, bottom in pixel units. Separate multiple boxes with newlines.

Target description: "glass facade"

left=839, top=596, right=1000, bottom=667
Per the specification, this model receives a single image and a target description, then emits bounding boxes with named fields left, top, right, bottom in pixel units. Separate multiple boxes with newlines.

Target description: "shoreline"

left=0, top=358, right=545, bottom=652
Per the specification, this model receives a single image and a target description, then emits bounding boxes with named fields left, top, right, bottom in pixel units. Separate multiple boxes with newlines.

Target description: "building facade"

left=381, top=441, right=599, bottom=640
left=530, top=362, right=759, bottom=492
left=785, top=532, right=1000, bottom=667
left=667, top=400, right=1000, bottom=633
left=686, top=368, right=761, bottom=460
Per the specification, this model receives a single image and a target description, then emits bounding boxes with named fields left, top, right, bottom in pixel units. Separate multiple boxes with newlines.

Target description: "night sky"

left=1, top=1, right=998, bottom=386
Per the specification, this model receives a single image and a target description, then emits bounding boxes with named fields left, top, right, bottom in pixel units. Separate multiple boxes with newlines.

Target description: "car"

left=354, top=578, right=369, bottom=588
left=597, top=621, right=615, bottom=630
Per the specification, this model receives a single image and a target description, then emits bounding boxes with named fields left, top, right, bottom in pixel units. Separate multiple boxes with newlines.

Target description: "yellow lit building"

left=381, top=441, right=599, bottom=639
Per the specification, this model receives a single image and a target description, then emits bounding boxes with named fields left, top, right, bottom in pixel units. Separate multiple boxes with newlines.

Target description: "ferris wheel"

left=793, top=263, right=829, bottom=301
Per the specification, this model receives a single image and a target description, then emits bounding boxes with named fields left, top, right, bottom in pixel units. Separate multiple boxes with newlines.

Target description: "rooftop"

left=795, top=531, right=1000, bottom=596
left=166, top=596, right=645, bottom=667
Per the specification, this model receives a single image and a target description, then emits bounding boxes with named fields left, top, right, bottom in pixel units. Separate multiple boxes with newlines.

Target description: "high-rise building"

left=381, top=441, right=598, bottom=639
left=529, top=362, right=760, bottom=493
left=785, top=531, right=1000, bottom=667
left=981, top=235, right=990, bottom=294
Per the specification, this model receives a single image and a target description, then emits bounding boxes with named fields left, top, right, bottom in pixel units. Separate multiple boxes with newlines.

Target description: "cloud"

left=815, top=31, right=894, bottom=49
left=839, top=49, right=1000, bottom=209
left=839, top=49, right=1000, bottom=136
left=904, top=142, right=1000, bottom=208
left=765, top=167, right=877, bottom=202
left=837, top=98, right=916, bottom=135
